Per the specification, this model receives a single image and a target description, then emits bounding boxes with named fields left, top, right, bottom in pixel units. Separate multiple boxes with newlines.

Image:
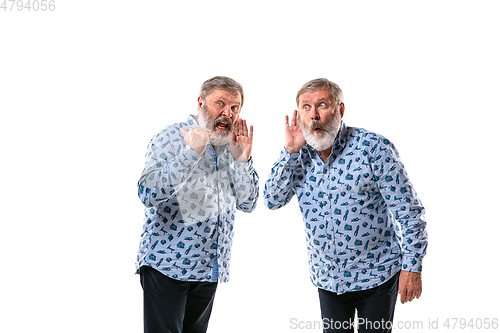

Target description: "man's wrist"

left=284, top=146, right=300, bottom=154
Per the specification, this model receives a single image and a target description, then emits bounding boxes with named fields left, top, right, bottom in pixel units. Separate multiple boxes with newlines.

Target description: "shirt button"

left=219, top=228, right=223, bottom=232
left=329, top=241, right=333, bottom=245
left=323, top=174, right=328, bottom=178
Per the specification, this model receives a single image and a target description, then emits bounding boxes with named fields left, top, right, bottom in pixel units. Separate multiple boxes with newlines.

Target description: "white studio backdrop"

left=1, top=1, right=499, bottom=332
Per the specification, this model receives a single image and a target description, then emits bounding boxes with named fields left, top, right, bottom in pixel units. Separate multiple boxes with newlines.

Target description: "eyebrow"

left=215, top=96, right=241, bottom=105
left=301, top=98, right=329, bottom=104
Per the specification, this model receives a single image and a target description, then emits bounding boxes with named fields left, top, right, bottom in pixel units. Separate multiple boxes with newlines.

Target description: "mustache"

left=214, top=116, right=234, bottom=131
left=309, top=120, right=326, bottom=131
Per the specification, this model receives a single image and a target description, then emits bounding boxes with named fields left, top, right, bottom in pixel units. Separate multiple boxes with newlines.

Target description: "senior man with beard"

left=264, top=78, right=427, bottom=333
left=136, top=76, right=259, bottom=333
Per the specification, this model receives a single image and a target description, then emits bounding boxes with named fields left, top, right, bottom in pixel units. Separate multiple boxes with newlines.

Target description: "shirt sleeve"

left=228, top=157, right=260, bottom=213
left=137, top=127, right=203, bottom=208
left=372, top=137, right=428, bottom=273
left=263, top=148, right=301, bottom=210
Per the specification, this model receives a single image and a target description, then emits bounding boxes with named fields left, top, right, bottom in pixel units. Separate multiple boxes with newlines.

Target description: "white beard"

left=299, top=109, right=342, bottom=152
left=197, top=106, right=233, bottom=146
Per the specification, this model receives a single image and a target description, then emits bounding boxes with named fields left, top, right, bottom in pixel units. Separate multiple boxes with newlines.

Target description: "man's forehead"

left=299, top=89, right=333, bottom=104
left=207, top=89, right=241, bottom=104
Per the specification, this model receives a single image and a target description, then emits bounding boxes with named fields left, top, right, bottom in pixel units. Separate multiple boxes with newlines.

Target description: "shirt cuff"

left=178, top=145, right=203, bottom=167
left=280, top=148, right=301, bottom=165
left=234, top=156, right=255, bottom=174
left=402, top=255, right=424, bottom=273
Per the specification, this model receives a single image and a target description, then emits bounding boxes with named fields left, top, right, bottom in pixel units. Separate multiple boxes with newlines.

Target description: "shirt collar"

left=335, top=121, right=347, bottom=149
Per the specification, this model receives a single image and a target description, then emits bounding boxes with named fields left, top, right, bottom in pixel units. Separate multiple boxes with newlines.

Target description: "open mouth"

left=313, top=127, right=322, bottom=133
left=215, top=121, right=230, bottom=130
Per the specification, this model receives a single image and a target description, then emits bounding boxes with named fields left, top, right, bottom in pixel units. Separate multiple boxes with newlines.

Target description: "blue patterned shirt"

left=263, top=123, right=427, bottom=294
left=136, top=115, right=259, bottom=282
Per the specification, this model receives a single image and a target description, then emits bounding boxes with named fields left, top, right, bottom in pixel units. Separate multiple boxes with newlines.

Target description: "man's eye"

left=231, top=106, right=239, bottom=112
left=319, top=103, right=326, bottom=108
left=304, top=105, right=310, bottom=111
left=217, top=102, right=224, bottom=107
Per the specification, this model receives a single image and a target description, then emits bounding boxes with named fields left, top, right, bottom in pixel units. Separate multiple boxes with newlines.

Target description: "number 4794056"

left=1, top=0, right=56, bottom=11
left=443, top=318, right=498, bottom=330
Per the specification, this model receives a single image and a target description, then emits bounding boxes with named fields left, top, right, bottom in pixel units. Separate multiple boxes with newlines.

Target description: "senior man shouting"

left=136, top=76, right=259, bottom=333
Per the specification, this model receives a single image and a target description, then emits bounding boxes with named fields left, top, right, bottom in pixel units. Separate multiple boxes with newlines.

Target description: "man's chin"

left=210, top=133, right=231, bottom=146
left=305, top=134, right=335, bottom=152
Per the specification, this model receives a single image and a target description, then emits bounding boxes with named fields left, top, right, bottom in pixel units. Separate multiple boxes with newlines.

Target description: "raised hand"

left=181, top=127, right=212, bottom=156
left=285, top=110, right=306, bottom=153
left=229, top=119, right=253, bottom=163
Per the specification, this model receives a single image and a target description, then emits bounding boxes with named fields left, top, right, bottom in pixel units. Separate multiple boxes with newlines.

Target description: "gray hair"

left=199, top=76, right=244, bottom=107
left=296, top=78, right=344, bottom=107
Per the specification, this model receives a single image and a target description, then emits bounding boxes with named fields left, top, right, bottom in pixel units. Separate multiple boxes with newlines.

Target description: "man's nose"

left=310, top=107, right=319, bottom=120
left=221, top=106, right=233, bottom=118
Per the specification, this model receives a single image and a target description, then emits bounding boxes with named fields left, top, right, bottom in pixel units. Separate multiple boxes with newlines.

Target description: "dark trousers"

left=140, top=266, right=218, bottom=333
left=318, top=272, right=400, bottom=333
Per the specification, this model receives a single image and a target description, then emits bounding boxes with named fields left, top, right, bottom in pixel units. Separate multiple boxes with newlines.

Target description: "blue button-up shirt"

left=136, top=115, right=259, bottom=282
left=263, top=123, right=427, bottom=294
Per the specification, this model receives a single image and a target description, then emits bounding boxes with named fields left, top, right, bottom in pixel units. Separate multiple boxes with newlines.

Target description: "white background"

left=1, top=1, right=499, bottom=332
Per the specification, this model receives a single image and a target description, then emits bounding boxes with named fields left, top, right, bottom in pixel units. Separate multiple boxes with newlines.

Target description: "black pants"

left=140, top=266, right=218, bottom=333
left=318, top=272, right=400, bottom=333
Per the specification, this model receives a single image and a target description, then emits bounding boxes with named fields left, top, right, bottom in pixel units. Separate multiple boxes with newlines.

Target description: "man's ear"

left=339, top=103, right=345, bottom=118
left=197, top=96, right=203, bottom=110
